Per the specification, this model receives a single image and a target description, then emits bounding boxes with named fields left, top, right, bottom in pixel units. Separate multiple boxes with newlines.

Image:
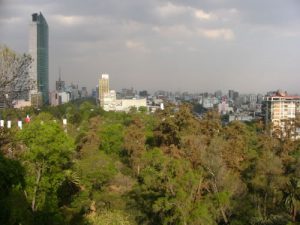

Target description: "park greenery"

left=1, top=98, right=300, bottom=225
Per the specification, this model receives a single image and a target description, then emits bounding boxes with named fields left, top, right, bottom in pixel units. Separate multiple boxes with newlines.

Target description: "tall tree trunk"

left=212, top=181, right=228, bottom=223
left=220, top=206, right=228, bottom=224
left=292, top=205, right=297, bottom=222
left=193, top=177, right=203, bottom=202
left=263, top=193, right=268, bottom=220
left=32, top=166, right=42, bottom=211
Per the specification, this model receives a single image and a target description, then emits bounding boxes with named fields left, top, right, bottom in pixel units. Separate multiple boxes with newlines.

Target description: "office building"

left=50, top=91, right=70, bottom=106
left=99, top=74, right=109, bottom=107
left=98, top=74, right=147, bottom=112
left=29, top=12, right=49, bottom=104
left=228, top=90, right=239, bottom=102
left=81, top=87, right=88, bottom=98
left=56, top=75, right=65, bottom=92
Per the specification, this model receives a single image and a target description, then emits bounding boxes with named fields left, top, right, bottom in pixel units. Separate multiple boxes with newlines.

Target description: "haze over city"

left=1, top=0, right=300, bottom=94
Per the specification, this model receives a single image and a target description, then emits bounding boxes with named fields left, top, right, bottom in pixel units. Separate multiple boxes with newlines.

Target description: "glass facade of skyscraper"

left=29, top=12, right=49, bottom=104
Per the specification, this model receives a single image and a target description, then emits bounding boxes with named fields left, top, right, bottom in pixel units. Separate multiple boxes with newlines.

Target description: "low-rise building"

left=50, top=91, right=70, bottom=106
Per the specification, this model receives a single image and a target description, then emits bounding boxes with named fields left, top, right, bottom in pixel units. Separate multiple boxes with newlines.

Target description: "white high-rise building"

left=264, top=90, right=300, bottom=138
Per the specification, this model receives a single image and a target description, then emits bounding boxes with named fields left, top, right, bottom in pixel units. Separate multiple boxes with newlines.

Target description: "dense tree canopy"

left=1, top=101, right=300, bottom=224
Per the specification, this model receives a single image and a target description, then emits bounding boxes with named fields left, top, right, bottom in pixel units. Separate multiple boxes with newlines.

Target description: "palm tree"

left=284, top=178, right=300, bottom=222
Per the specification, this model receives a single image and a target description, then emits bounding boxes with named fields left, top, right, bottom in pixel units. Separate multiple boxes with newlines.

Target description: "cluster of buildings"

left=7, top=12, right=50, bottom=108
left=2, top=12, right=300, bottom=139
left=5, top=12, right=88, bottom=109
left=50, top=75, right=89, bottom=106
left=156, top=89, right=300, bottom=138
left=138, top=89, right=263, bottom=120
left=95, top=84, right=300, bottom=138
left=6, top=12, right=49, bottom=109
left=98, top=74, right=147, bottom=112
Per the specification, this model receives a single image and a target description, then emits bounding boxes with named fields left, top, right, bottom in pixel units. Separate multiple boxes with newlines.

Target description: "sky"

left=0, top=0, right=300, bottom=94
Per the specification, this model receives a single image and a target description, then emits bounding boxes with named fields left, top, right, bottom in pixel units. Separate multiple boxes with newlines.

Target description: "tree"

left=250, top=148, right=287, bottom=222
left=86, top=210, right=133, bottom=225
left=0, top=153, right=32, bottom=225
left=131, top=148, right=215, bottom=225
left=0, top=127, right=15, bottom=156
left=99, top=123, right=124, bottom=155
left=223, top=121, right=254, bottom=172
left=123, top=117, right=146, bottom=175
left=0, top=45, right=33, bottom=107
left=153, top=104, right=197, bottom=148
left=201, top=137, right=246, bottom=224
left=17, top=113, right=74, bottom=214
left=198, top=110, right=222, bottom=141
left=284, top=178, right=300, bottom=222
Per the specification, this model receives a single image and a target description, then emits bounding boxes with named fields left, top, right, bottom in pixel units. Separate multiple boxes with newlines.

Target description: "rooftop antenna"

left=59, top=67, right=62, bottom=81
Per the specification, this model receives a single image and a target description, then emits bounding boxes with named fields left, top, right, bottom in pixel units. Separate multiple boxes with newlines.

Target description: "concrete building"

left=103, top=90, right=117, bottom=111
left=214, top=90, right=222, bottom=98
left=228, top=90, right=239, bottom=102
left=29, top=12, right=49, bottom=104
left=102, top=90, right=147, bottom=112
left=264, top=90, right=300, bottom=138
left=81, top=87, right=88, bottom=98
left=50, top=91, right=70, bottom=106
left=229, top=114, right=254, bottom=122
left=65, top=84, right=80, bottom=101
left=98, top=74, right=147, bottom=112
left=218, top=101, right=233, bottom=115
left=13, top=100, right=32, bottom=109
left=99, top=74, right=109, bottom=107
left=56, top=75, right=65, bottom=92
left=115, top=99, right=147, bottom=112
left=202, top=97, right=219, bottom=109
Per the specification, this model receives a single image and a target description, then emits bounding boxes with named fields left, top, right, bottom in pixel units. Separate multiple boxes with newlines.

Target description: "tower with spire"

left=55, top=67, right=65, bottom=92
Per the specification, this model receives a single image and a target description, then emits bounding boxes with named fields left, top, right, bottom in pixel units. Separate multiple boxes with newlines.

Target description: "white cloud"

left=156, top=2, right=216, bottom=21
left=194, top=9, right=215, bottom=20
left=121, top=20, right=143, bottom=33
left=281, top=30, right=300, bottom=37
left=229, top=8, right=239, bottom=14
left=214, top=8, right=240, bottom=23
left=51, top=15, right=85, bottom=26
left=126, top=40, right=149, bottom=52
left=153, top=25, right=235, bottom=41
left=152, top=25, right=193, bottom=38
left=0, top=17, right=22, bottom=25
left=156, top=2, right=188, bottom=17
left=197, top=28, right=235, bottom=40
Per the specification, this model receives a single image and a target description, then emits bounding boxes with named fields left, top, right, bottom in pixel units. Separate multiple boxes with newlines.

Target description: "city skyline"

left=0, top=0, right=300, bottom=94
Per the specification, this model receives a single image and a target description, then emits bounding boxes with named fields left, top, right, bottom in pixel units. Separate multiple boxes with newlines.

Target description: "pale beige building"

left=98, top=74, right=147, bottom=112
left=264, top=91, right=300, bottom=138
left=99, top=74, right=109, bottom=107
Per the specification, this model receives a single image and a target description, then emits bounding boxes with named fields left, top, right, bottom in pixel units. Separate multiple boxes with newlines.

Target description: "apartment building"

left=264, top=91, right=300, bottom=138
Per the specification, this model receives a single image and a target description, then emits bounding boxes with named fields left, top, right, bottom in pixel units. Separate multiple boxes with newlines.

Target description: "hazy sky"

left=1, top=0, right=300, bottom=94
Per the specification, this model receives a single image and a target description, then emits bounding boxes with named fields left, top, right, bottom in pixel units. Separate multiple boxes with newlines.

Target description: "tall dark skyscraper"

left=29, top=12, right=49, bottom=105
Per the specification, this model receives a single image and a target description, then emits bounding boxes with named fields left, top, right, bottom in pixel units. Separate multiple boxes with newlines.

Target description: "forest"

left=1, top=99, right=300, bottom=225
